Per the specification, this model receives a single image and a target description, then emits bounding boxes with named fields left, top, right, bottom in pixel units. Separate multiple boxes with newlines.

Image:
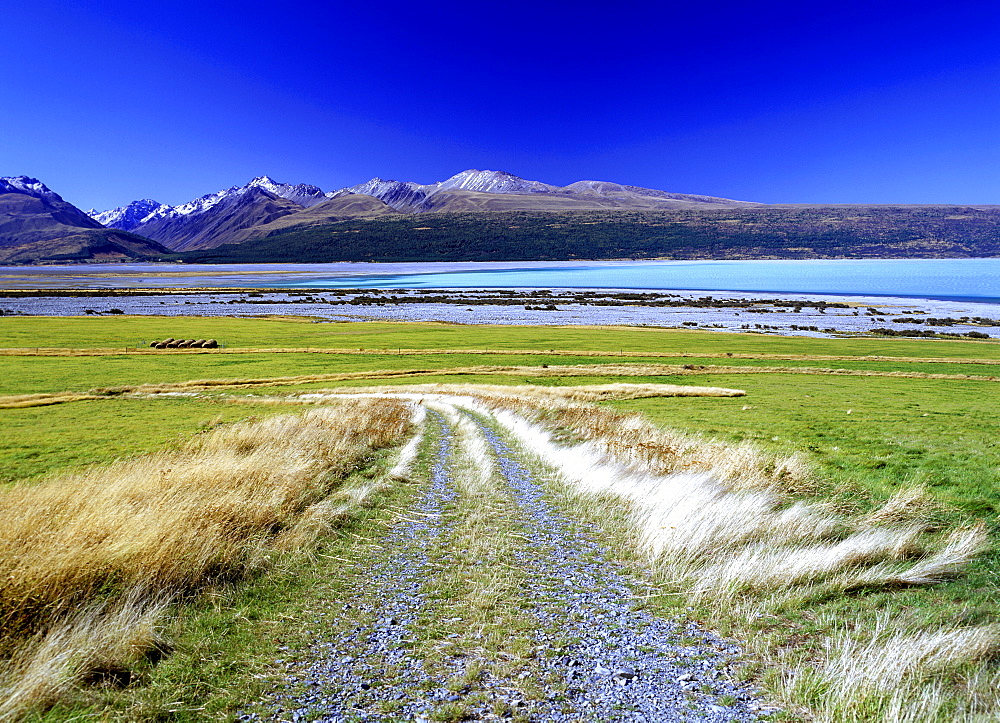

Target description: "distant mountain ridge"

left=324, top=169, right=755, bottom=213
left=88, top=169, right=757, bottom=250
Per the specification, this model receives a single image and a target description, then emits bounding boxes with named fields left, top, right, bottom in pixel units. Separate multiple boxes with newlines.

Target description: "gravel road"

left=243, top=403, right=775, bottom=721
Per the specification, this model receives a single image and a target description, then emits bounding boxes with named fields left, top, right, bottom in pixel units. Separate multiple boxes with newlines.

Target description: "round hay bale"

left=154, top=342, right=166, bottom=349
left=193, top=339, right=206, bottom=347
left=178, top=340, right=192, bottom=348
left=167, top=340, right=181, bottom=348
left=205, top=339, right=218, bottom=348
left=149, top=341, right=158, bottom=348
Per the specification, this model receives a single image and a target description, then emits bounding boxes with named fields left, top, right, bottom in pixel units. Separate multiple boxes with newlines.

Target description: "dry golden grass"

left=0, top=399, right=413, bottom=720
left=456, top=392, right=993, bottom=721
left=421, top=387, right=809, bottom=491
left=0, top=393, right=100, bottom=409
left=3, top=378, right=992, bottom=720
left=452, top=391, right=986, bottom=592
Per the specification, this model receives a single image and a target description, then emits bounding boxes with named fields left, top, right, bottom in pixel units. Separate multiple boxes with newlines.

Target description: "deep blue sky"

left=3, top=0, right=999, bottom=210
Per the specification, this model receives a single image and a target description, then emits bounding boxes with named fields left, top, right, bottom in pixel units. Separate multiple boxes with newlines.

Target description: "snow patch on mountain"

left=561, top=180, right=754, bottom=205
left=328, top=177, right=430, bottom=211
left=95, top=175, right=334, bottom=232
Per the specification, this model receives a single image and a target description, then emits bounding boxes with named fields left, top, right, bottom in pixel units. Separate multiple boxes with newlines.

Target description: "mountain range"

left=82, top=170, right=755, bottom=252
left=2, top=171, right=998, bottom=264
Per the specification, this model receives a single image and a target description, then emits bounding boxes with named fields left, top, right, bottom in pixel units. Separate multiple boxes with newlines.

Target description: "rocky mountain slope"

left=131, top=186, right=305, bottom=252
left=223, top=194, right=397, bottom=245
left=0, top=177, right=168, bottom=263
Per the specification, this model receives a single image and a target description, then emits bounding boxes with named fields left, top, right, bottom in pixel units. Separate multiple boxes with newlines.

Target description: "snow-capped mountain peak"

left=0, top=176, right=63, bottom=202
left=89, top=199, right=170, bottom=231
left=90, top=169, right=758, bottom=236
left=328, top=170, right=556, bottom=211
left=155, top=177, right=289, bottom=219
left=329, top=177, right=427, bottom=210
left=435, top=169, right=556, bottom=194
left=247, top=176, right=327, bottom=207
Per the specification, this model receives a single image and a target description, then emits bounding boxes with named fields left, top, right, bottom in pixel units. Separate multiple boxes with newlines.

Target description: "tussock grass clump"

left=787, top=617, right=1000, bottom=722
left=439, top=388, right=813, bottom=493
left=0, top=399, right=413, bottom=720
left=466, top=390, right=988, bottom=593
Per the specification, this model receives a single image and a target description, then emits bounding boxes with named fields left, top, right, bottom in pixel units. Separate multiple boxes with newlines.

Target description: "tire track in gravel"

left=244, top=401, right=774, bottom=722
left=243, top=409, right=459, bottom=721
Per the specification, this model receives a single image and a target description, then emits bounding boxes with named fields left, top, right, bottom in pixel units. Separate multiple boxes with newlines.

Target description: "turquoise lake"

left=2, top=258, right=998, bottom=302
left=302, top=259, right=1000, bottom=301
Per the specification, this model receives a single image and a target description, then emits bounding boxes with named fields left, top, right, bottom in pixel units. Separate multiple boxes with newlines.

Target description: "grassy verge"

left=33, top=443, right=424, bottom=722
left=609, top=373, right=1000, bottom=513
left=0, top=400, right=412, bottom=720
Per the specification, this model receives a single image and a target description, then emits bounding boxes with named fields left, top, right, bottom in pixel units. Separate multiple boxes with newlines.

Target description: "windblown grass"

left=473, top=394, right=994, bottom=721
left=0, top=399, right=413, bottom=720
left=787, top=617, right=1000, bottom=722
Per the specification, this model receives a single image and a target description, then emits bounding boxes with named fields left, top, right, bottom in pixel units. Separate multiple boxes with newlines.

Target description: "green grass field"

left=3, top=314, right=1000, bottom=356
left=2, top=315, right=998, bottom=720
left=4, top=315, right=997, bottom=520
left=0, top=398, right=290, bottom=483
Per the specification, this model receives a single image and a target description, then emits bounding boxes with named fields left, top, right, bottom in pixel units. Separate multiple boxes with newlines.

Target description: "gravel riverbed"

left=4, top=288, right=999, bottom=339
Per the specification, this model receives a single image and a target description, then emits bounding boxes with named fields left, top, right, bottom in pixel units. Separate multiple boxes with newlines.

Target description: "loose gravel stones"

left=244, top=406, right=774, bottom=721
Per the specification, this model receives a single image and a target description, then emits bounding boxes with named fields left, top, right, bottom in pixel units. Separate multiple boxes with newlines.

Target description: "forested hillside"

left=178, top=205, right=1000, bottom=263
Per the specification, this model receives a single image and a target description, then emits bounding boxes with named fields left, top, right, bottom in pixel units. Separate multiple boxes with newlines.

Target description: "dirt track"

left=244, top=400, right=773, bottom=721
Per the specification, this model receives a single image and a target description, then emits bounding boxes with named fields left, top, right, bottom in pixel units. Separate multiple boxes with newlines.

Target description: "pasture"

left=0, top=315, right=997, bottom=721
